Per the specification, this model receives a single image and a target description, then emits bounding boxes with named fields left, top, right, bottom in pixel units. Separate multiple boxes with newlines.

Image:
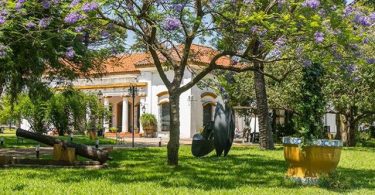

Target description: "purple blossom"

left=314, top=31, right=324, bottom=43
left=171, top=3, right=185, bottom=12
left=302, top=0, right=320, bottom=9
left=346, top=64, right=357, bottom=74
left=70, top=0, right=80, bottom=7
left=75, top=26, right=85, bottom=32
left=41, top=1, right=51, bottom=9
left=275, top=37, right=286, bottom=47
left=370, top=13, right=375, bottom=21
left=344, top=6, right=354, bottom=17
left=303, top=59, right=312, bottom=68
left=39, top=18, right=50, bottom=28
left=101, top=30, right=110, bottom=38
left=82, top=2, right=99, bottom=12
left=0, top=16, right=5, bottom=25
left=65, top=47, right=75, bottom=59
left=363, top=37, right=369, bottom=44
left=0, top=10, right=8, bottom=17
left=367, top=58, right=375, bottom=64
left=64, top=12, right=82, bottom=24
left=26, top=21, right=36, bottom=29
left=163, top=17, right=181, bottom=31
left=354, top=14, right=371, bottom=27
left=250, top=26, right=258, bottom=33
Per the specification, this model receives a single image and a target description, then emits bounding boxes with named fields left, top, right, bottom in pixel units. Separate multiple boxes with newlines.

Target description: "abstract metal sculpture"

left=191, top=102, right=235, bottom=157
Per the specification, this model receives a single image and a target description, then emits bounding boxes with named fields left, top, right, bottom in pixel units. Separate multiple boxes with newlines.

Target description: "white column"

left=103, top=97, right=110, bottom=132
left=122, top=97, right=128, bottom=132
left=139, top=97, right=146, bottom=133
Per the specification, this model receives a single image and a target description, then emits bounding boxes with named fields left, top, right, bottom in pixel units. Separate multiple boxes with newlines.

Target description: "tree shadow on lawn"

left=13, top=147, right=375, bottom=193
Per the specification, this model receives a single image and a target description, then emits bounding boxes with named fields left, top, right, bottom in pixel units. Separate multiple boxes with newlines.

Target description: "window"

left=203, top=103, right=213, bottom=126
left=160, top=102, right=170, bottom=131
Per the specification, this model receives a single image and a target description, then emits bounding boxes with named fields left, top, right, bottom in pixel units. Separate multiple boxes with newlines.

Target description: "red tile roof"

left=102, top=44, right=232, bottom=74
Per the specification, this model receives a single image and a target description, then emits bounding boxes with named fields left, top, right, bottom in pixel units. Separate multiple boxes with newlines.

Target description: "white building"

left=51, top=45, right=225, bottom=139
left=19, top=44, right=338, bottom=138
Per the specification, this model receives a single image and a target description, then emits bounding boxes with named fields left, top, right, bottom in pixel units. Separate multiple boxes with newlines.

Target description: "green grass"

left=0, top=144, right=374, bottom=194
left=1, top=130, right=374, bottom=194
left=0, top=129, right=115, bottom=148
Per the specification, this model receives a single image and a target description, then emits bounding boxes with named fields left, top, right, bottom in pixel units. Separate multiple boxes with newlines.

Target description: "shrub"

left=140, top=113, right=157, bottom=127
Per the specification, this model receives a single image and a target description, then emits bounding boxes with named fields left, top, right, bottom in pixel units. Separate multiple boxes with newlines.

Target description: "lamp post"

left=97, top=90, right=104, bottom=137
left=128, top=83, right=138, bottom=148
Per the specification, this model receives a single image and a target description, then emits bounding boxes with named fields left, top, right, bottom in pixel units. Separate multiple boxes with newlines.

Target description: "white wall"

left=139, top=69, right=194, bottom=139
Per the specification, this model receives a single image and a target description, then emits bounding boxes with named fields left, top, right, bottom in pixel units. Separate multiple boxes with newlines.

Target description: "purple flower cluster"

left=41, top=0, right=51, bottom=9
left=39, top=18, right=51, bottom=28
left=64, top=12, right=83, bottom=24
left=314, top=31, right=324, bottom=43
left=70, top=0, right=80, bottom=7
left=303, top=59, right=312, bottom=68
left=15, top=0, right=26, bottom=10
left=367, top=58, right=375, bottom=64
left=275, top=37, right=286, bottom=47
left=26, top=21, right=36, bottom=29
left=75, top=26, right=85, bottom=32
left=343, top=6, right=354, bottom=17
left=0, top=16, right=5, bottom=25
left=163, top=17, right=181, bottom=31
left=171, top=3, right=185, bottom=12
left=354, top=14, right=371, bottom=27
left=302, top=0, right=320, bottom=9
left=346, top=64, right=357, bottom=74
left=65, top=47, right=75, bottom=59
left=82, top=2, right=99, bottom=12
left=370, top=13, right=375, bottom=21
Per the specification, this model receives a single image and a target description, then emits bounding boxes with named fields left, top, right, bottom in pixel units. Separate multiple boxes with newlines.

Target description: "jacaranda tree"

left=0, top=0, right=125, bottom=102
left=75, top=0, right=371, bottom=165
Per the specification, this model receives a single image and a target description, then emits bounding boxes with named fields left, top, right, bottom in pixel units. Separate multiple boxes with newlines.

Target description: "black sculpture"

left=191, top=122, right=214, bottom=157
left=191, top=102, right=235, bottom=157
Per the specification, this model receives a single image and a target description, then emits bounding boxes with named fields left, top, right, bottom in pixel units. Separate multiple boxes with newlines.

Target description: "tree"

left=0, top=0, right=124, bottom=102
left=90, top=0, right=370, bottom=165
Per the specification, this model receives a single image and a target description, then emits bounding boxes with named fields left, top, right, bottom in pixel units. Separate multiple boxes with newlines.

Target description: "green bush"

left=140, top=113, right=157, bottom=127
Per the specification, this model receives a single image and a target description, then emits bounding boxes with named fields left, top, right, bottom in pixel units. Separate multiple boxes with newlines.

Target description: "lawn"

left=0, top=138, right=374, bottom=194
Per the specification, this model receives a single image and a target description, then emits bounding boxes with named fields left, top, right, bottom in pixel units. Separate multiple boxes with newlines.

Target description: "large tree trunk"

left=254, top=62, right=274, bottom=149
left=16, top=128, right=109, bottom=163
left=167, top=95, right=180, bottom=165
left=339, top=114, right=356, bottom=147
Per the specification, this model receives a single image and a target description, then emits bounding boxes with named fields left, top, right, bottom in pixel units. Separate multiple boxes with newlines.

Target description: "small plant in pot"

left=283, top=62, right=343, bottom=184
left=140, top=113, right=157, bottom=138
left=109, top=127, right=118, bottom=133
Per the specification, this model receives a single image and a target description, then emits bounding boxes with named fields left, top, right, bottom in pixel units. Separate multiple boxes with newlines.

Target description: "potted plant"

left=140, top=113, right=157, bottom=137
left=283, top=63, right=342, bottom=184
left=109, top=127, right=118, bottom=133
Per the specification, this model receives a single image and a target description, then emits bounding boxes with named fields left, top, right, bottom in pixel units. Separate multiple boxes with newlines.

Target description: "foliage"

left=85, top=93, right=110, bottom=131
left=140, top=113, right=157, bottom=128
left=109, top=127, right=118, bottom=133
left=0, top=0, right=124, bottom=102
left=294, top=63, right=326, bottom=140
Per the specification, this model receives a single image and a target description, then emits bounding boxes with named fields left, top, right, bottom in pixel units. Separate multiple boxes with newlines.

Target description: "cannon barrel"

left=16, top=128, right=109, bottom=164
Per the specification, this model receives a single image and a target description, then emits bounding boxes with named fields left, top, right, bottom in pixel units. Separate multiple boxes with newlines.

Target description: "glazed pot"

left=282, top=137, right=342, bottom=179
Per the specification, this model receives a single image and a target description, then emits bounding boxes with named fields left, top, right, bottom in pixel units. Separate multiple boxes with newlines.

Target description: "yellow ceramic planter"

left=283, top=137, right=342, bottom=179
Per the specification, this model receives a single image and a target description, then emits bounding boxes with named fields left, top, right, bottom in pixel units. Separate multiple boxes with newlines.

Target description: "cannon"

left=16, top=128, right=109, bottom=164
